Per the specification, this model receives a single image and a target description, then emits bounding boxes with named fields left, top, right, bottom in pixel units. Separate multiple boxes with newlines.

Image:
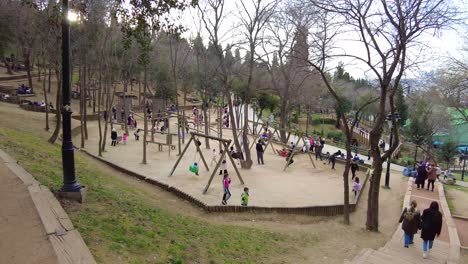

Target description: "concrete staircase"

left=344, top=178, right=457, bottom=264
left=345, top=231, right=449, bottom=264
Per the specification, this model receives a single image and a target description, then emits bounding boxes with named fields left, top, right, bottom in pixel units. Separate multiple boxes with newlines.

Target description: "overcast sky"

left=175, top=0, right=467, bottom=80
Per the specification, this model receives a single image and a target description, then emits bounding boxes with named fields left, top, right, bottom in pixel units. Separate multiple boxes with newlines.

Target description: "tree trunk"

left=227, top=89, right=243, bottom=166
left=123, top=80, right=129, bottom=136
left=413, top=146, right=418, bottom=170
left=341, top=115, right=353, bottom=225
left=366, top=128, right=385, bottom=231
left=142, top=67, right=148, bottom=164
left=182, top=91, right=187, bottom=144
left=80, top=66, right=85, bottom=148
left=42, top=66, right=49, bottom=131
left=97, top=63, right=103, bottom=157
left=202, top=102, right=210, bottom=149
left=48, top=67, right=52, bottom=93
left=24, top=50, right=33, bottom=92
left=3, top=59, right=13, bottom=74
left=101, top=80, right=109, bottom=153
left=83, top=63, right=88, bottom=140
left=48, top=70, right=61, bottom=143
left=279, top=98, right=288, bottom=143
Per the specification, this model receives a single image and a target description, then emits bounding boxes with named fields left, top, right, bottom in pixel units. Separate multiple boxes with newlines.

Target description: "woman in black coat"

left=415, top=162, right=427, bottom=189
left=111, top=128, right=118, bottom=146
left=420, top=201, right=443, bottom=258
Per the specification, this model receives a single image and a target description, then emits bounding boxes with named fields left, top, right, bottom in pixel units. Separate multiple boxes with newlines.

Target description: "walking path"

left=344, top=178, right=461, bottom=264
left=0, top=155, right=59, bottom=264
left=0, top=149, right=95, bottom=264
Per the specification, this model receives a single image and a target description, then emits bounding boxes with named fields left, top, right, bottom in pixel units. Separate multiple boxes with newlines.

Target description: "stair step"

left=364, top=250, right=414, bottom=264
left=380, top=247, right=445, bottom=264
left=351, top=248, right=374, bottom=263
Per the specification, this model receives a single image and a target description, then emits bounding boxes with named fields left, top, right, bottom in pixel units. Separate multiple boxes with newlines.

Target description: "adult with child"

left=398, top=200, right=421, bottom=248
left=420, top=201, right=443, bottom=259
left=255, top=139, right=265, bottom=165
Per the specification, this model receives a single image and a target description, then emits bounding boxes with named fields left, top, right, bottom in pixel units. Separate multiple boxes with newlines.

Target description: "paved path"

left=345, top=179, right=459, bottom=264
left=0, top=159, right=59, bottom=264
left=0, top=149, right=96, bottom=264
left=455, top=180, right=468, bottom=188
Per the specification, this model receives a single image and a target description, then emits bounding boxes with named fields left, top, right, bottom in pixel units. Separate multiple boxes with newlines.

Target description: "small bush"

left=311, top=118, right=335, bottom=125
left=326, top=131, right=344, bottom=141
left=398, top=156, right=415, bottom=166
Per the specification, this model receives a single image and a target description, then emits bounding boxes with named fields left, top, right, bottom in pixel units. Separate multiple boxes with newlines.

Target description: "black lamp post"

left=384, top=112, right=400, bottom=189
left=60, top=0, right=82, bottom=194
left=462, top=151, right=467, bottom=181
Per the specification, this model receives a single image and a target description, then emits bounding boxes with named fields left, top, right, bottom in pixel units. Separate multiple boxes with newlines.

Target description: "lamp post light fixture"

left=384, top=112, right=400, bottom=189
left=59, top=0, right=85, bottom=202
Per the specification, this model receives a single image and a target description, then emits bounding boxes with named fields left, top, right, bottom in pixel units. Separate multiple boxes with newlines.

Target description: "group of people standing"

left=415, top=161, right=440, bottom=191
left=399, top=200, right=443, bottom=259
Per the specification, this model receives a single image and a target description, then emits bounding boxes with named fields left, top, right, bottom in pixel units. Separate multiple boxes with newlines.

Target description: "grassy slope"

left=0, top=127, right=291, bottom=264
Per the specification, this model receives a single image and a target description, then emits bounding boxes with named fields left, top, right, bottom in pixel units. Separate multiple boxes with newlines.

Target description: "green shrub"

left=398, top=156, right=415, bottom=166
left=326, top=131, right=344, bottom=141
left=311, top=118, right=335, bottom=125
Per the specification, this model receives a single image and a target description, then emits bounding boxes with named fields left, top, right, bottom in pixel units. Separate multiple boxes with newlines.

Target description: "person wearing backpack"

left=398, top=200, right=421, bottom=248
left=421, top=201, right=443, bottom=259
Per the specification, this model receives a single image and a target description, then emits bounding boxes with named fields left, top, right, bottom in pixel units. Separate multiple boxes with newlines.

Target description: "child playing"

left=210, top=148, right=218, bottom=166
left=222, top=173, right=231, bottom=205
left=122, top=133, right=128, bottom=145
left=189, top=162, right=199, bottom=176
left=352, top=177, right=362, bottom=196
left=134, top=129, right=140, bottom=141
left=241, top=187, right=249, bottom=206
left=219, top=160, right=227, bottom=175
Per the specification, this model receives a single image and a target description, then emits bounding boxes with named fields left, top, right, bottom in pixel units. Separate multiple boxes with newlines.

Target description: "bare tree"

left=198, top=0, right=245, bottom=164
left=309, top=0, right=461, bottom=231
left=237, top=0, right=278, bottom=168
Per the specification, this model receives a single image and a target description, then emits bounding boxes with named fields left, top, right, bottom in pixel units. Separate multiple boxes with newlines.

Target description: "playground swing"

left=169, top=132, right=244, bottom=194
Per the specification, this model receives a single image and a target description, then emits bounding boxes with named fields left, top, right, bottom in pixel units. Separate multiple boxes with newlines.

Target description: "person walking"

left=415, top=161, right=427, bottom=189
left=256, top=140, right=265, bottom=165
left=398, top=200, right=421, bottom=248
left=315, top=141, right=322, bottom=160
left=111, top=128, right=118, bottom=146
left=122, top=133, right=128, bottom=145
left=328, top=150, right=341, bottom=169
left=219, top=160, right=227, bottom=175
left=352, top=177, right=362, bottom=196
left=351, top=160, right=359, bottom=179
left=426, top=163, right=437, bottom=192
left=134, top=129, right=140, bottom=141
left=241, top=187, right=249, bottom=206
left=421, top=201, right=443, bottom=259
left=221, top=173, right=231, bottom=205
left=210, top=149, right=218, bottom=167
